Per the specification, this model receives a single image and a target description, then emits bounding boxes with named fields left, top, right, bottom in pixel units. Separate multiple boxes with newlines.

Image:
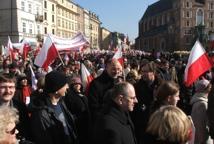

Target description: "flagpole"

left=56, top=50, right=65, bottom=66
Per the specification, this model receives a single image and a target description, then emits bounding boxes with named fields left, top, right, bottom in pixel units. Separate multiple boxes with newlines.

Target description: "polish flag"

left=113, top=45, right=124, bottom=66
left=184, top=40, right=212, bottom=86
left=81, top=63, right=93, bottom=95
left=6, top=36, right=14, bottom=60
left=20, top=42, right=31, bottom=60
left=34, top=35, right=58, bottom=70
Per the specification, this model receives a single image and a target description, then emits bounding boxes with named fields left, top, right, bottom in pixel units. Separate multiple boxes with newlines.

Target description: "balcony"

left=35, top=14, right=43, bottom=22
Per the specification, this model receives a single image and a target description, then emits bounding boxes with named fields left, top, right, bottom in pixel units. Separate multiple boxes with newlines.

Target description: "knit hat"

left=45, top=71, right=67, bottom=93
left=195, top=79, right=210, bottom=93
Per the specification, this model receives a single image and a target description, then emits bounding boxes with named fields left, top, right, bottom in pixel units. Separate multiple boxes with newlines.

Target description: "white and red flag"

left=34, top=35, right=58, bottom=70
left=184, top=40, right=212, bottom=86
left=6, top=36, right=14, bottom=60
left=81, top=63, right=93, bottom=95
left=113, top=45, right=124, bottom=66
left=20, top=42, right=31, bottom=61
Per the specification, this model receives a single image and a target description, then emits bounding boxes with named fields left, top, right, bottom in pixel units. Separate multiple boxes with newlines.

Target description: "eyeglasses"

left=6, top=126, right=16, bottom=135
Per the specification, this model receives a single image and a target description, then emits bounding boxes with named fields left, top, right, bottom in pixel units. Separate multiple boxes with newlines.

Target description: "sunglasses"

left=6, top=126, right=16, bottom=135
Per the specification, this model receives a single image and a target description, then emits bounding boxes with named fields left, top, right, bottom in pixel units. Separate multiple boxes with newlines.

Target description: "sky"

left=73, top=0, right=158, bottom=42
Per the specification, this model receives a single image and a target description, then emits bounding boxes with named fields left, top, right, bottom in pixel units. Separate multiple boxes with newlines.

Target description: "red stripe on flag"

left=42, top=44, right=58, bottom=70
left=185, top=53, right=212, bottom=86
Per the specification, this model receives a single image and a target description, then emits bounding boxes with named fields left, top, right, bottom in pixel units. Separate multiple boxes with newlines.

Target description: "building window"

left=211, top=22, right=214, bottom=28
left=69, top=22, right=71, bottom=29
left=62, top=20, right=64, bottom=28
left=210, top=3, right=214, bottom=10
left=186, top=20, right=190, bottom=27
left=210, top=12, right=214, bottom=19
left=22, top=22, right=26, bottom=33
left=29, top=24, right=33, bottom=34
left=58, top=8, right=61, bottom=15
left=52, top=29, right=55, bottom=34
left=44, top=12, right=47, bottom=20
left=186, top=37, right=190, bottom=44
left=37, top=25, right=40, bottom=34
left=21, top=1, right=25, bottom=11
left=186, top=11, right=191, bottom=18
left=52, top=4, right=54, bottom=11
left=52, top=15, right=54, bottom=22
left=36, top=7, right=39, bottom=14
left=196, top=9, right=204, bottom=25
left=72, top=23, right=74, bottom=30
left=44, top=1, right=47, bottom=9
left=28, top=4, right=32, bottom=13
left=187, top=2, right=189, bottom=8
left=44, top=27, right=47, bottom=34
left=58, top=19, right=61, bottom=26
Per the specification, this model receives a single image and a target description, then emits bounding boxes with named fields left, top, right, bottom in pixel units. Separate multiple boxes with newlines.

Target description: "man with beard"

left=131, top=62, right=162, bottom=144
left=88, top=59, right=123, bottom=125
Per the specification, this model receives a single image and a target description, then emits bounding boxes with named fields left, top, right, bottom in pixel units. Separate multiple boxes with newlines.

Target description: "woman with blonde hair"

left=142, top=105, right=192, bottom=144
left=0, top=106, right=19, bottom=144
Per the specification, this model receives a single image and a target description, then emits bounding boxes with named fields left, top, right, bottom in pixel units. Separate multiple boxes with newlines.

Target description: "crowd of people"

left=0, top=50, right=213, bottom=144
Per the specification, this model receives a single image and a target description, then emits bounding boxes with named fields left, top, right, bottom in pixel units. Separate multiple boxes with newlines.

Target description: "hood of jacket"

left=190, top=92, right=208, bottom=105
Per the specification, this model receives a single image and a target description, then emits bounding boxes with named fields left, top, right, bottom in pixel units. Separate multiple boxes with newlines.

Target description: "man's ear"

left=115, top=95, right=124, bottom=105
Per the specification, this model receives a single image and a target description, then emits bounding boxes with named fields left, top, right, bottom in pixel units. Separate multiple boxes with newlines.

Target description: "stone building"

left=136, top=0, right=214, bottom=52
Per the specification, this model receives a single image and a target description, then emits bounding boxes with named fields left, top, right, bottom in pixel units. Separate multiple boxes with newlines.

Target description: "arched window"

left=196, top=9, right=204, bottom=25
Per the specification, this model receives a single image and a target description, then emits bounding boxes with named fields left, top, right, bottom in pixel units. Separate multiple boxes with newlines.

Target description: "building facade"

left=0, top=0, right=103, bottom=50
left=99, top=27, right=111, bottom=50
left=136, top=0, right=214, bottom=52
left=0, top=0, right=43, bottom=45
left=89, top=11, right=101, bottom=49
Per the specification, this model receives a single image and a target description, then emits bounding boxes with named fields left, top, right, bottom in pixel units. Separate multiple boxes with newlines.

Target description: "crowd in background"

left=0, top=49, right=213, bottom=144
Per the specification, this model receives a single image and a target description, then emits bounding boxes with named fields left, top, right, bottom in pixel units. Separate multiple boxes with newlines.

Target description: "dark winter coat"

left=64, top=88, right=91, bottom=144
left=87, top=70, right=115, bottom=122
left=131, top=78, right=160, bottom=143
left=10, top=99, right=31, bottom=140
left=30, top=94, right=78, bottom=144
left=208, top=85, right=214, bottom=139
left=93, top=100, right=137, bottom=144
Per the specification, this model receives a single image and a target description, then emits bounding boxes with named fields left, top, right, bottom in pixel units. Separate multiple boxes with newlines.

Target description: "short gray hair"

left=110, top=82, right=132, bottom=99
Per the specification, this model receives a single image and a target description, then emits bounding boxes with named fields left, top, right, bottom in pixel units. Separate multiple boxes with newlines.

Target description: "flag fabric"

left=51, top=32, right=89, bottom=52
left=81, top=63, right=93, bottom=95
left=20, top=42, right=31, bottom=61
left=34, top=35, right=58, bottom=70
left=184, top=40, right=212, bottom=86
left=12, top=41, right=31, bottom=60
left=29, top=65, right=38, bottom=91
left=6, top=36, right=14, bottom=60
left=113, top=45, right=124, bottom=66
left=1, top=45, right=5, bottom=56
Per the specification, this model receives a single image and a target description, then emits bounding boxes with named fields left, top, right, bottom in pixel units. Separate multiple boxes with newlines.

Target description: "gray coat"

left=190, top=93, right=212, bottom=144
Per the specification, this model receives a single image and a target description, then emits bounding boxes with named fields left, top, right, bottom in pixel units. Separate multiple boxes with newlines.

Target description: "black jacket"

left=131, top=78, right=160, bottom=143
left=93, top=100, right=137, bottom=144
left=208, top=85, right=214, bottom=139
left=10, top=99, right=31, bottom=140
left=88, top=70, right=115, bottom=122
left=64, top=88, right=91, bottom=144
left=30, top=94, right=78, bottom=144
